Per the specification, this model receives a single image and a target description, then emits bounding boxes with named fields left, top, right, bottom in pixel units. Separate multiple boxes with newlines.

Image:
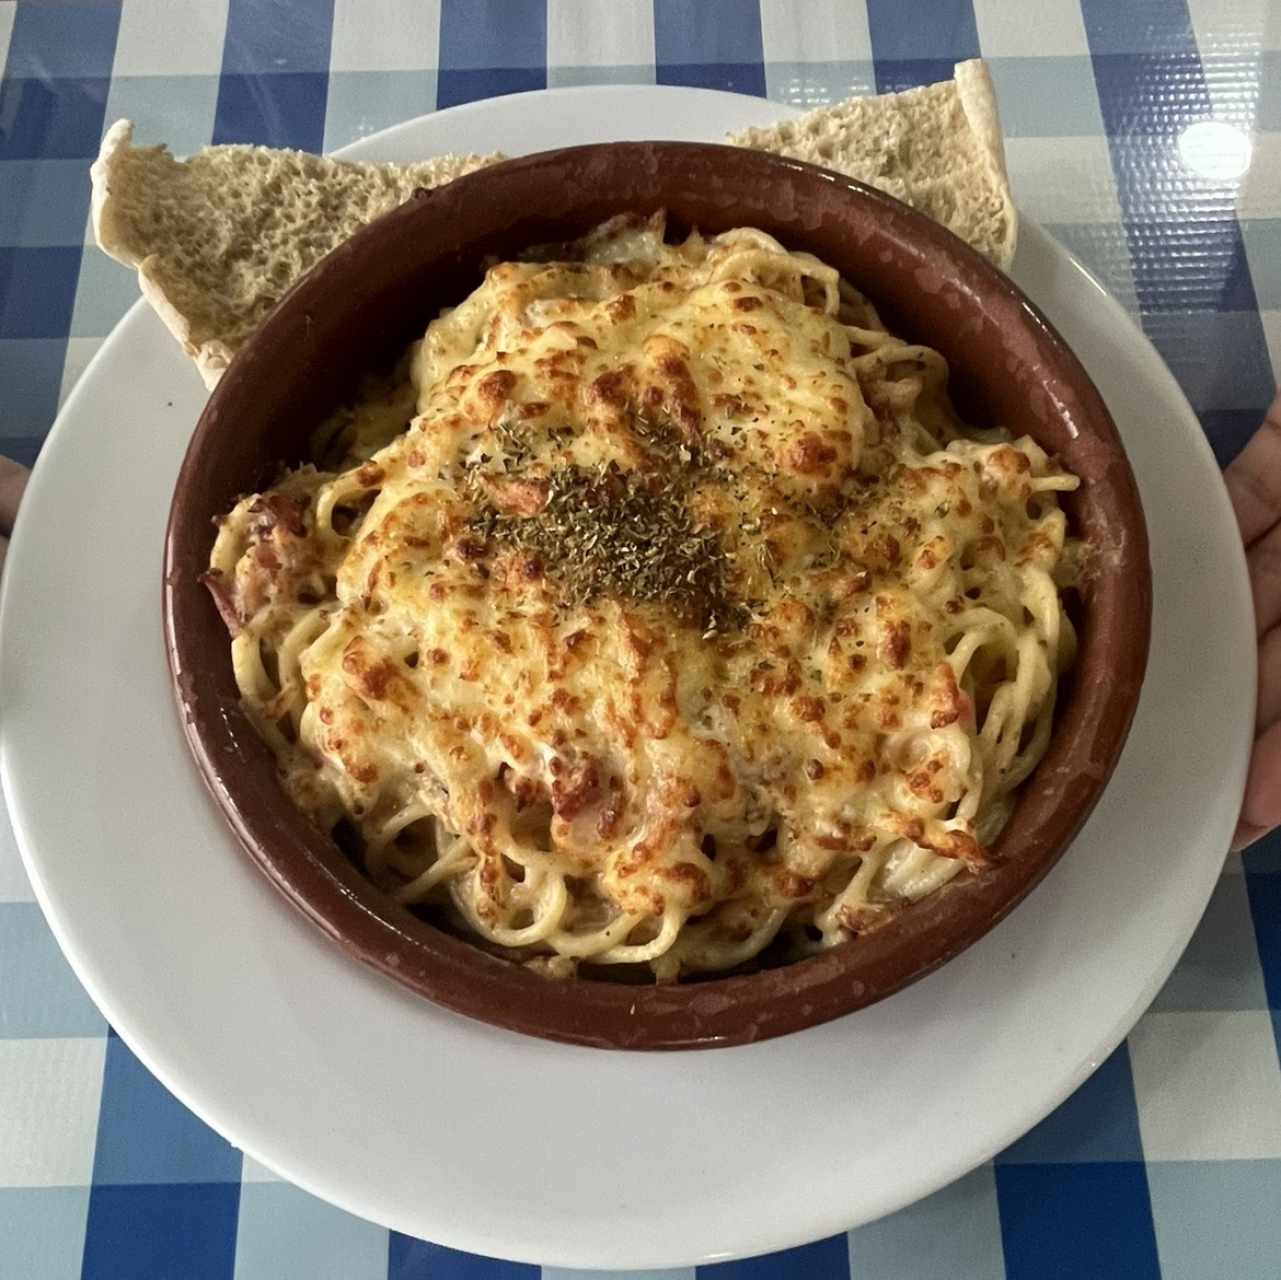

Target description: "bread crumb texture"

left=95, top=124, right=501, bottom=357
left=728, top=71, right=1014, bottom=268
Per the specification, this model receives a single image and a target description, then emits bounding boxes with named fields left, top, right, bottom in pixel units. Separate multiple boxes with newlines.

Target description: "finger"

left=0, top=457, right=29, bottom=534
left=1232, top=818, right=1270, bottom=853
left=1224, top=389, right=1281, bottom=547
left=1248, top=519, right=1281, bottom=636
left=1234, top=716, right=1281, bottom=849
left=1259, top=624, right=1281, bottom=735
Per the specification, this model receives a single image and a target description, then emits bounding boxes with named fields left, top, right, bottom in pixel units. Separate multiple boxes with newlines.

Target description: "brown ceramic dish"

left=164, top=142, right=1151, bottom=1050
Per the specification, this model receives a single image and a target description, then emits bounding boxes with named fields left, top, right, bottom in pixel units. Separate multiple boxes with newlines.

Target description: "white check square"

left=112, top=0, right=230, bottom=77
left=1238, top=132, right=1281, bottom=220
left=973, top=0, right=1090, bottom=58
left=1130, top=1011, right=1281, bottom=1160
left=59, top=338, right=106, bottom=410
left=759, top=0, right=873, bottom=63
left=1187, top=0, right=1277, bottom=58
left=0, top=1038, right=105, bottom=1187
left=547, top=0, right=654, bottom=69
left=330, top=0, right=440, bottom=73
left=235, top=1183, right=389, bottom=1280
left=240, top=1154, right=285, bottom=1184
left=0, top=802, right=34, bottom=904
left=1261, top=309, right=1281, bottom=382
left=1004, top=135, right=1124, bottom=225
left=0, top=3, right=15, bottom=80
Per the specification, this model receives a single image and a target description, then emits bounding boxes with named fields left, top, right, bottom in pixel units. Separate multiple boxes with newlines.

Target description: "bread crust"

left=953, top=59, right=1018, bottom=268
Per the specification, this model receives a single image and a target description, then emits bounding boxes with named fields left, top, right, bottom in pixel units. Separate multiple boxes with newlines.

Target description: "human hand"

left=0, top=457, right=28, bottom=577
left=1225, top=390, right=1281, bottom=851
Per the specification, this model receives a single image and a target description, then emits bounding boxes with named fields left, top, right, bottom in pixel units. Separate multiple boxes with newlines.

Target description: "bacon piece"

left=200, top=570, right=242, bottom=637
left=248, top=493, right=306, bottom=538
left=551, top=759, right=600, bottom=820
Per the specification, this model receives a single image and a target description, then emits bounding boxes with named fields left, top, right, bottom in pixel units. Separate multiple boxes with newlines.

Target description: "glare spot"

left=1177, top=120, right=1253, bottom=181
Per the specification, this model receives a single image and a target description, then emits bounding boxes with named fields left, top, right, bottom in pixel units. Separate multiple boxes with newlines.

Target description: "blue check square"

left=388, top=1236, right=538, bottom=1280
left=1125, top=217, right=1258, bottom=314
left=221, top=0, right=336, bottom=75
left=0, top=433, right=46, bottom=469
left=655, top=0, right=764, bottom=96
left=436, top=67, right=545, bottom=110
left=655, top=0, right=765, bottom=67
left=1244, top=827, right=1281, bottom=875
left=1139, top=310, right=1275, bottom=414
left=866, top=0, right=979, bottom=63
left=655, top=0, right=763, bottom=94
left=213, top=72, right=330, bottom=152
left=1080, top=0, right=1199, bottom=57
left=1246, top=871, right=1281, bottom=1010
left=698, top=1233, right=850, bottom=1280
left=996, top=1163, right=1161, bottom=1280
left=0, top=246, right=82, bottom=338
left=1091, top=53, right=1211, bottom=142
left=873, top=58, right=961, bottom=95
left=1200, top=410, right=1269, bottom=468
left=439, top=0, right=547, bottom=70
left=0, top=160, right=93, bottom=249
left=82, top=1183, right=240, bottom=1280
left=997, top=1044, right=1144, bottom=1163
left=0, top=76, right=111, bottom=161
left=4, top=1, right=121, bottom=78
left=0, top=338, right=67, bottom=445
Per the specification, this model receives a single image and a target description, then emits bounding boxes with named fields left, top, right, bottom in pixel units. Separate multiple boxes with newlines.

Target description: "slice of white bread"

left=90, top=120, right=503, bottom=387
left=728, top=60, right=1017, bottom=270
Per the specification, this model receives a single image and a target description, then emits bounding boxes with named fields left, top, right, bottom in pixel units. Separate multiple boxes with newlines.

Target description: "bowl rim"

left=164, top=141, right=1152, bottom=1050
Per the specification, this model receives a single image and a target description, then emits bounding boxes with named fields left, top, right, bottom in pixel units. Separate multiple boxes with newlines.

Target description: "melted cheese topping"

left=208, top=213, right=1083, bottom=980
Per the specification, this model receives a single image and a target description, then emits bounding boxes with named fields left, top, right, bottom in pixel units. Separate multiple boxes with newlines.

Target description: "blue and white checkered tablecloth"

left=2, top=1, right=1280, bottom=1277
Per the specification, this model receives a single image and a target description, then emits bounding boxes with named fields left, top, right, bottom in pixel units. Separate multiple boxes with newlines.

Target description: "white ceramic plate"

left=0, top=87, right=1255, bottom=1268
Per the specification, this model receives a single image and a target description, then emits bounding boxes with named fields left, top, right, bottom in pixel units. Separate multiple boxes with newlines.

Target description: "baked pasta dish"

left=205, top=212, right=1085, bottom=981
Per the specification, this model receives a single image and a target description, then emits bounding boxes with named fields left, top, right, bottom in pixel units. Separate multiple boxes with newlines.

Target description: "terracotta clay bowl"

left=164, top=143, right=1151, bottom=1050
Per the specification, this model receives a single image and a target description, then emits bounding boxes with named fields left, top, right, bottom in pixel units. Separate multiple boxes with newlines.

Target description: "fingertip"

left=0, top=458, right=29, bottom=534
left=1238, top=719, right=1281, bottom=845
left=1231, top=820, right=1269, bottom=853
